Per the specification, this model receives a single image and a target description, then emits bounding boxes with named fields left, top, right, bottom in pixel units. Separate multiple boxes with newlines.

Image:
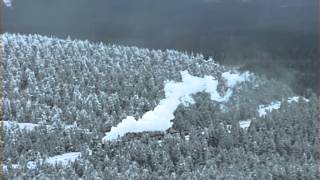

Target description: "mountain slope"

left=2, top=33, right=318, bottom=179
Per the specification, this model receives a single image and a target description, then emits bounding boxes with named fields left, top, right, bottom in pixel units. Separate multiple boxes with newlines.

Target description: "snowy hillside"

left=2, top=33, right=318, bottom=179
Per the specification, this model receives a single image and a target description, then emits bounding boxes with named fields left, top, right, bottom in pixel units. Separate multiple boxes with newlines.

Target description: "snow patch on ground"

left=239, top=120, right=251, bottom=129
left=185, top=135, right=190, bottom=141
left=240, top=96, right=309, bottom=129
left=4, top=121, right=90, bottom=134
left=258, top=101, right=282, bottom=117
left=287, top=96, right=299, bottom=103
left=2, top=164, right=19, bottom=172
left=3, top=152, right=81, bottom=171
left=287, top=96, right=309, bottom=103
left=27, top=152, right=81, bottom=169
left=258, top=96, right=309, bottom=117
left=103, top=70, right=250, bottom=141
left=42, top=152, right=81, bottom=167
left=3, top=121, right=39, bottom=131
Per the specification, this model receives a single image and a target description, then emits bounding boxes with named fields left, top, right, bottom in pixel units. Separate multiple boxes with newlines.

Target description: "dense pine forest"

left=1, top=33, right=319, bottom=179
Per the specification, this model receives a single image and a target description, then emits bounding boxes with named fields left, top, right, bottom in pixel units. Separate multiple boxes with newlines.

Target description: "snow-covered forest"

left=1, top=33, right=319, bottom=179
